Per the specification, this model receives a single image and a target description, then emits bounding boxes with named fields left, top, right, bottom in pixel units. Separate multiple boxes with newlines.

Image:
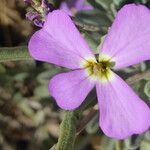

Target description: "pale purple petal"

left=96, top=72, right=150, bottom=139
left=100, top=4, right=150, bottom=69
left=60, top=2, right=72, bottom=16
left=82, top=4, right=93, bottom=11
left=74, top=0, right=86, bottom=11
left=74, top=0, right=93, bottom=11
left=49, top=70, right=95, bottom=110
left=61, top=0, right=84, bottom=11
left=28, top=10, right=95, bottom=69
left=60, top=0, right=93, bottom=15
left=24, top=0, right=32, bottom=4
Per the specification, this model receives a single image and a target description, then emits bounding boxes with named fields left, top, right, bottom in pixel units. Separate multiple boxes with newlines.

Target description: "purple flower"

left=24, top=0, right=32, bottom=4
left=24, top=0, right=54, bottom=27
left=41, top=0, right=54, bottom=14
left=28, top=4, right=150, bottom=139
left=60, top=0, right=93, bottom=16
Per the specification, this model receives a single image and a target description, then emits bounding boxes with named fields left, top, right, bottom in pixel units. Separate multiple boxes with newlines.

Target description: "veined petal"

left=28, top=10, right=95, bottom=69
left=100, top=4, right=150, bottom=69
left=49, top=69, right=95, bottom=110
left=96, top=72, right=150, bottom=139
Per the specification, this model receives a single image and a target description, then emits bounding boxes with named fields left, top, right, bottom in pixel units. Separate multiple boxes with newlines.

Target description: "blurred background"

left=0, top=0, right=150, bottom=150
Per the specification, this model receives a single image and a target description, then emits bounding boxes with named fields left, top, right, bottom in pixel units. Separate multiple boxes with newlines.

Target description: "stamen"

left=82, top=55, right=115, bottom=82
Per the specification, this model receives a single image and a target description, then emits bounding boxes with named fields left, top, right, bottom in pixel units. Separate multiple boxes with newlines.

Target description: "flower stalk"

left=0, top=46, right=32, bottom=62
left=56, top=111, right=77, bottom=150
left=55, top=94, right=97, bottom=150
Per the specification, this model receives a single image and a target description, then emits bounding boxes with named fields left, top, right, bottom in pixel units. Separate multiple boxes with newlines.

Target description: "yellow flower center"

left=82, top=54, right=115, bottom=82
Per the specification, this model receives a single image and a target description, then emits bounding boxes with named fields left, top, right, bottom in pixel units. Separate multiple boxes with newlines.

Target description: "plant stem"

left=76, top=108, right=98, bottom=135
left=126, top=70, right=150, bottom=85
left=115, top=140, right=122, bottom=150
left=0, top=46, right=32, bottom=62
left=55, top=95, right=97, bottom=150
left=56, top=111, right=78, bottom=150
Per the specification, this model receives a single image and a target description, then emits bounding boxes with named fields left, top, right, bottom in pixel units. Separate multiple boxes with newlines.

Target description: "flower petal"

left=49, top=69, right=95, bottom=110
left=28, top=10, right=95, bottom=69
left=74, top=0, right=87, bottom=11
left=60, top=0, right=93, bottom=14
left=96, top=72, right=150, bottom=139
left=100, top=4, right=150, bottom=69
left=73, top=0, right=93, bottom=11
left=60, top=2, right=72, bottom=16
left=82, top=4, right=93, bottom=11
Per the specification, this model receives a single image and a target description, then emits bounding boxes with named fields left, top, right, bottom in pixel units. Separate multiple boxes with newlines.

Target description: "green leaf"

left=144, top=80, right=150, bottom=98
left=140, top=141, right=150, bottom=150
left=56, top=111, right=77, bottom=150
left=34, top=85, right=49, bottom=98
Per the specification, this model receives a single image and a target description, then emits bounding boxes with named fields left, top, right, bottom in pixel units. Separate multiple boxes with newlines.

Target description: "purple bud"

left=26, top=11, right=44, bottom=27
left=26, top=12, right=39, bottom=21
left=41, top=0, right=55, bottom=14
left=24, top=0, right=32, bottom=4
left=33, top=19, right=44, bottom=27
left=41, top=0, right=48, bottom=8
left=24, top=0, right=55, bottom=27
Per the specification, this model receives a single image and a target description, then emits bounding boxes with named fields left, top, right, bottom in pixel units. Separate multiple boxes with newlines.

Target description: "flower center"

left=83, top=55, right=115, bottom=82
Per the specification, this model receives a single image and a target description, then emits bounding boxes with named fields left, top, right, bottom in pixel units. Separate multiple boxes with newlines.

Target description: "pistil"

left=83, top=56, right=115, bottom=82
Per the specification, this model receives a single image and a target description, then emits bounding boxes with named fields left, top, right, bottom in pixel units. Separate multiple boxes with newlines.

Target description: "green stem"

left=0, top=46, right=32, bottom=62
left=56, top=111, right=77, bottom=150
left=55, top=96, right=96, bottom=150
